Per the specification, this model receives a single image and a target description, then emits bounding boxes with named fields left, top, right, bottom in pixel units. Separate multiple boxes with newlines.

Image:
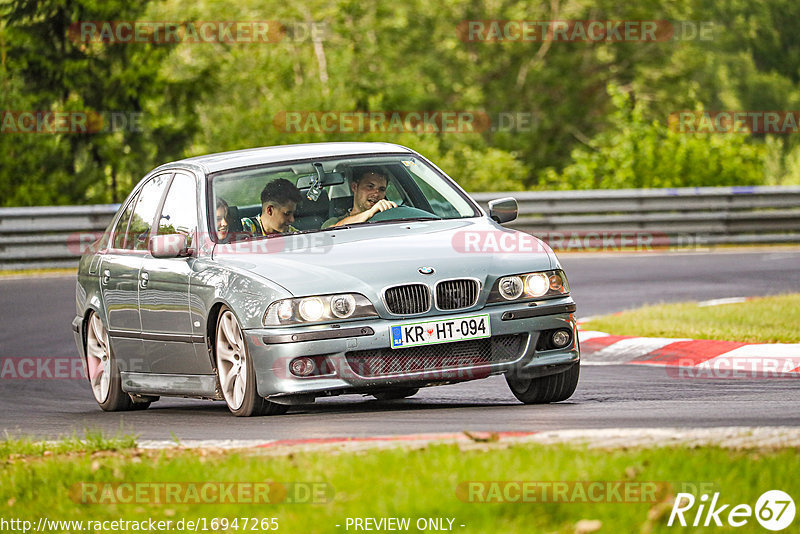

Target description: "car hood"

left=212, top=218, right=554, bottom=298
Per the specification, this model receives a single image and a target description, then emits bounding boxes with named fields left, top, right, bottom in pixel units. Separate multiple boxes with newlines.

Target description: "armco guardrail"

left=474, top=185, right=800, bottom=250
left=0, top=204, right=119, bottom=270
left=1, top=186, right=799, bottom=270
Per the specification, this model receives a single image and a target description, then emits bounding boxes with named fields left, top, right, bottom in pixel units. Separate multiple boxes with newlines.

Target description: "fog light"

left=552, top=329, right=571, bottom=348
left=290, top=357, right=316, bottom=377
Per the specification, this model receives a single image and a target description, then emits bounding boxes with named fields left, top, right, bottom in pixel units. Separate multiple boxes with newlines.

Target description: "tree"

left=541, top=85, right=766, bottom=189
left=0, top=0, right=210, bottom=205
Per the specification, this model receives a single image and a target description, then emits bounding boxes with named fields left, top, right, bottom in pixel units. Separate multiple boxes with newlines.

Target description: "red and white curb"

left=578, top=330, right=800, bottom=376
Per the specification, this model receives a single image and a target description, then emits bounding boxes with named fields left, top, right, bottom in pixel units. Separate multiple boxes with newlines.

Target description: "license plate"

left=390, top=314, right=491, bottom=349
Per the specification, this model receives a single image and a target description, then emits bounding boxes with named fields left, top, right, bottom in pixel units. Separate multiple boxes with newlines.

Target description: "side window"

left=111, top=193, right=138, bottom=249
left=126, top=173, right=171, bottom=251
left=157, top=173, right=198, bottom=248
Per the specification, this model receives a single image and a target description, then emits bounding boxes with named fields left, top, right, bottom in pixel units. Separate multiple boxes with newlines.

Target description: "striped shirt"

left=241, top=216, right=298, bottom=236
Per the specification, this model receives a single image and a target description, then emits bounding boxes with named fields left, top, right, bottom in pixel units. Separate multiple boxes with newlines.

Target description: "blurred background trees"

left=1, top=0, right=799, bottom=205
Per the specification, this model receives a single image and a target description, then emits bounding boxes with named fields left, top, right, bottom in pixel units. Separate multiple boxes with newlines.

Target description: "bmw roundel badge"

left=418, top=267, right=435, bottom=275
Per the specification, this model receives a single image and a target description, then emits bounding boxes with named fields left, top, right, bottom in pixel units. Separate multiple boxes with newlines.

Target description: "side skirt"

left=121, top=372, right=221, bottom=399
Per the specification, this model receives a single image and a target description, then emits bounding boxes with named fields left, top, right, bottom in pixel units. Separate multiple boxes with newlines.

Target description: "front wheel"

left=215, top=307, right=288, bottom=417
left=505, top=362, right=580, bottom=404
left=85, top=312, right=142, bottom=411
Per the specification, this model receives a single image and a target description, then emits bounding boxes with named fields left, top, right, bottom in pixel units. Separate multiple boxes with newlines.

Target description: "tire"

left=505, top=362, right=580, bottom=404
left=85, top=311, right=135, bottom=411
left=215, top=306, right=288, bottom=417
left=372, top=387, right=419, bottom=401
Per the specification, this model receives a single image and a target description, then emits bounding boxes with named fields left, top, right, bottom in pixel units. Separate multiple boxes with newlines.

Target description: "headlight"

left=498, top=276, right=524, bottom=300
left=488, top=269, right=570, bottom=303
left=298, top=297, right=324, bottom=322
left=330, top=294, right=356, bottom=318
left=524, top=273, right=549, bottom=297
left=263, top=293, right=377, bottom=326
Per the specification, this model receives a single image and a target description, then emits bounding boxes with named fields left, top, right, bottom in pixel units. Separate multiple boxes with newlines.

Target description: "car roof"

left=159, top=142, right=416, bottom=174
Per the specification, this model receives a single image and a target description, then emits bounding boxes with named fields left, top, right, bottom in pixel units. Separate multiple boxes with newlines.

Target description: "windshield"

left=209, top=154, right=480, bottom=242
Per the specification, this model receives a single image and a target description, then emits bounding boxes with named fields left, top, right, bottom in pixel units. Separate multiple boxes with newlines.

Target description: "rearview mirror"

left=149, top=234, right=191, bottom=258
left=488, top=197, right=518, bottom=224
left=296, top=171, right=345, bottom=190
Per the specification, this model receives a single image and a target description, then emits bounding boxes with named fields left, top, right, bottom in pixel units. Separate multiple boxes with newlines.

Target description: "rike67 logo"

left=669, top=490, right=795, bottom=531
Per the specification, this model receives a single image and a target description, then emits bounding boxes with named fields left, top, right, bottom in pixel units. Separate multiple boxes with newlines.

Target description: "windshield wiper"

left=318, top=217, right=440, bottom=232
left=372, top=216, right=440, bottom=223
left=319, top=223, right=358, bottom=231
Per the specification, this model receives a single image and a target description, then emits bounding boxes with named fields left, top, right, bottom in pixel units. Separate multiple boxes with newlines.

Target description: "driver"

left=323, top=168, right=397, bottom=228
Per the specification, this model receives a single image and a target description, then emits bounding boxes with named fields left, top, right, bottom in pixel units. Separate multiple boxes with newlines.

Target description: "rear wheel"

left=85, top=312, right=142, bottom=411
left=372, top=387, right=419, bottom=401
left=505, top=362, right=580, bottom=404
left=215, top=307, right=288, bottom=416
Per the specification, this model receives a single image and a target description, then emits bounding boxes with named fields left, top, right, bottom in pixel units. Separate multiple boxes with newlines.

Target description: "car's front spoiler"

left=244, top=300, right=580, bottom=399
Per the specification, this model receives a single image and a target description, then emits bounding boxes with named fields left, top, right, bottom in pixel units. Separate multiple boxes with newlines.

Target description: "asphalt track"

left=1, top=249, right=799, bottom=439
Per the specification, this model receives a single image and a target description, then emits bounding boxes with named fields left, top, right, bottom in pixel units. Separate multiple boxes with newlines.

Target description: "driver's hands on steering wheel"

left=367, top=199, right=398, bottom=217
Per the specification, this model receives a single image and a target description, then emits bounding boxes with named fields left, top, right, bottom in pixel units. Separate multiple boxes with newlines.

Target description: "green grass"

left=582, top=293, right=800, bottom=343
left=0, top=430, right=137, bottom=459
left=0, top=440, right=797, bottom=533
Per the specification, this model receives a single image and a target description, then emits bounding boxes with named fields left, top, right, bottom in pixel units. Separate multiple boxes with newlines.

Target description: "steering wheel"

left=368, top=205, right=438, bottom=223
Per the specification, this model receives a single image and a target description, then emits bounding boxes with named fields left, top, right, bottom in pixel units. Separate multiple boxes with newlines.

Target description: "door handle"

left=101, top=269, right=110, bottom=285
left=139, top=271, right=149, bottom=289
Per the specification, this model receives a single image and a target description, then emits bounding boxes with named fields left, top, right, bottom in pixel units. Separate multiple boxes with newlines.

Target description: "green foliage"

left=1, top=441, right=799, bottom=533
left=583, top=292, right=800, bottom=343
left=0, top=429, right=136, bottom=458
left=541, top=85, right=767, bottom=189
left=0, top=0, right=209, bottom=205
left=764, top=137, right=800, bottom=185
left=422, top=142, right=527, bottom=192
left=3, top=0, right=800, bottom=204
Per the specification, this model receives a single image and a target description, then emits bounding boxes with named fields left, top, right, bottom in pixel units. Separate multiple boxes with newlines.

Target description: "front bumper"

left=245, top=299, right=580, bottom=401
left=72, top=315, right=86, bottom=361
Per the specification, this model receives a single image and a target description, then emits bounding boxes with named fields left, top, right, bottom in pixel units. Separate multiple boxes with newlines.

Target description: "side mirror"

left=488, top=197, right=518, bottom=224
left=149, top=234, right=191, bottom=258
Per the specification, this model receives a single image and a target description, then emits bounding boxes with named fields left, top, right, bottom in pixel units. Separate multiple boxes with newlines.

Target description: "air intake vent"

left=346, top=334, right=526, bottom=377
left=436, top=279, right=480, bottom=310
left=384, top=284, right=431, bottom=315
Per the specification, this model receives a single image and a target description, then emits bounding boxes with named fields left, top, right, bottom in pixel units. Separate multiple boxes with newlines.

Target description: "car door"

left=139, top=171, right=212, bottom=374
left=100, top=172, right=171, bottom=373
